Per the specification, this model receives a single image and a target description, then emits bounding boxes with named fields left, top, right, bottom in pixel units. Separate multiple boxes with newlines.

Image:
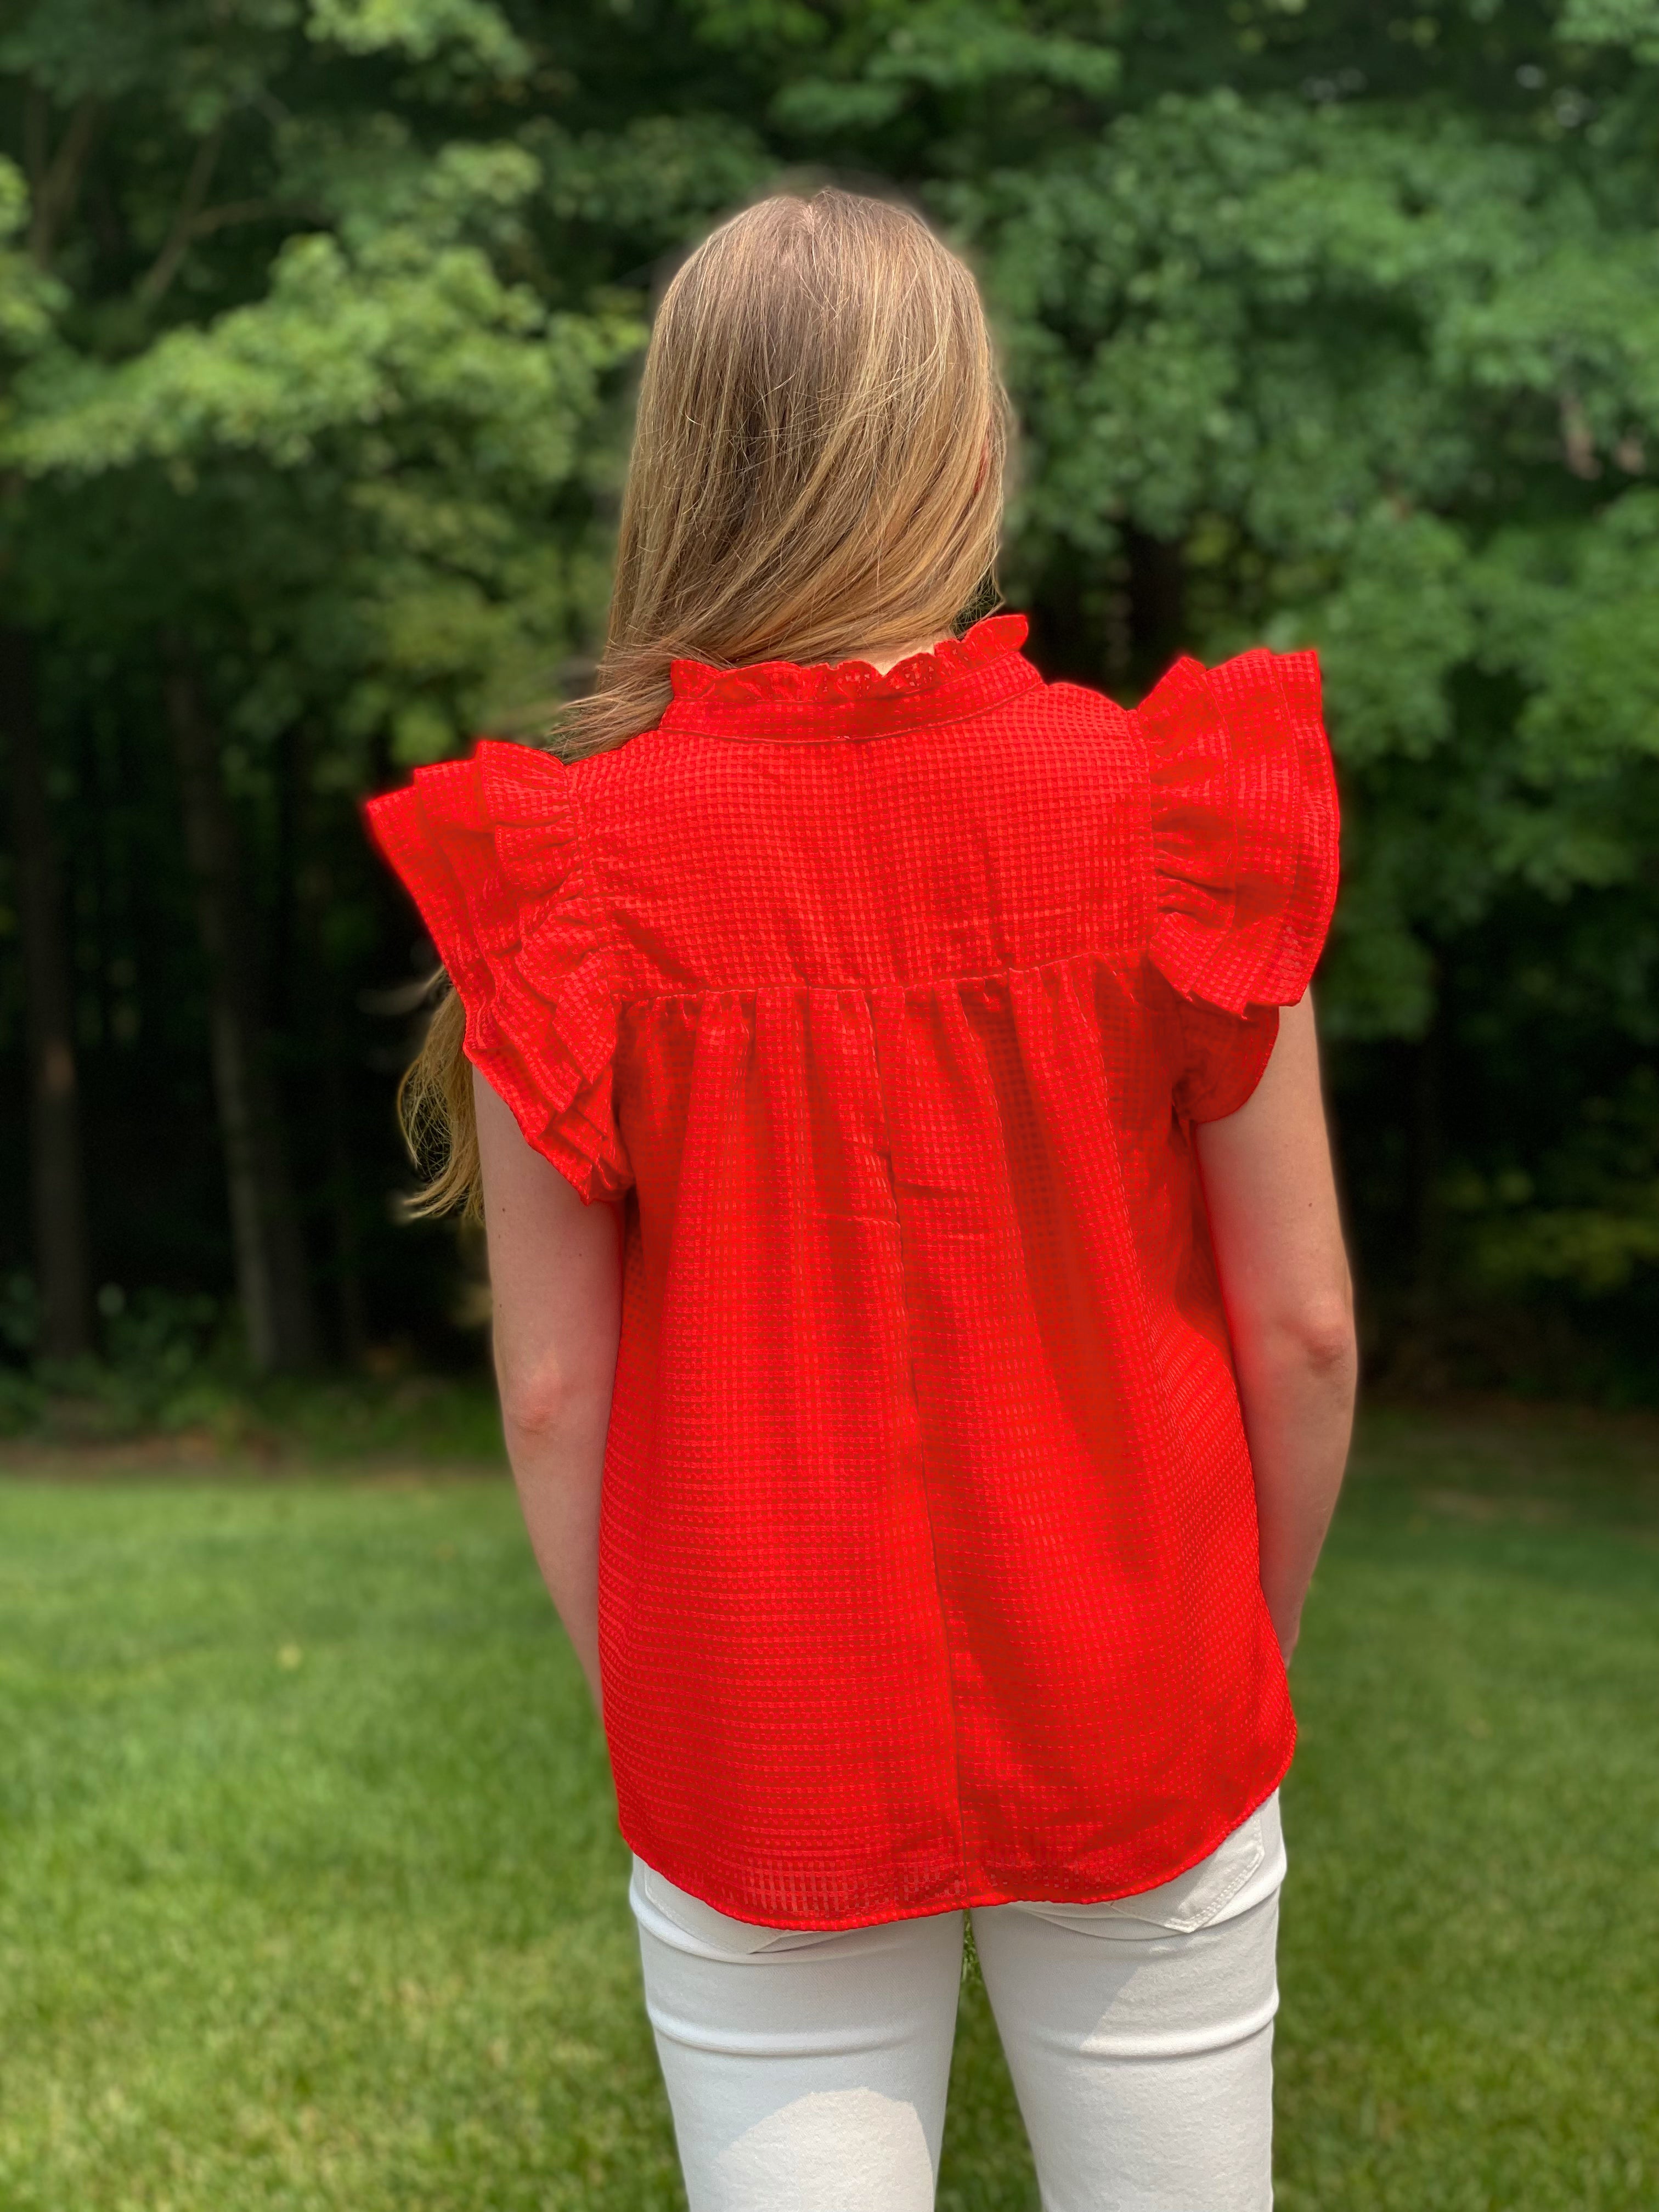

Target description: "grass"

left=1, top=1402, right=1656, bottom=2210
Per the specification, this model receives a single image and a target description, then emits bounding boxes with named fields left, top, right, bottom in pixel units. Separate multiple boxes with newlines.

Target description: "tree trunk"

left=0, top=627, right=93, bottom=1359
left=291, top=720, right=369, bottom=1365
left=324, top=1044, right=369, bottom=1365
left=1126, top=527, right=1188, bottom=681
left=162, top=642, right=318, bottom=1373
left=1410, top=1013, right=1444, bottom=1310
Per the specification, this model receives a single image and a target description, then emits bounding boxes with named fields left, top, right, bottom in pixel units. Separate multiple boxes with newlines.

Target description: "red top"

left=365, top=614, right=1340, bottom=1929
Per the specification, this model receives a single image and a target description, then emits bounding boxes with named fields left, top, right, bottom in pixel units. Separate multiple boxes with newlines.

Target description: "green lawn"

left=2, top=1406, right=1656, bottom=2210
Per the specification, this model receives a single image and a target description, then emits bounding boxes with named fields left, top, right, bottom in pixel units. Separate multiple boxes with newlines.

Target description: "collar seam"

left=659, top=663, right=1045, bottom=744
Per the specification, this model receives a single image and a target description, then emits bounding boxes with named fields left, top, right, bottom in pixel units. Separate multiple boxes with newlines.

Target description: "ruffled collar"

left=659, top=613, right=1041, bottom=742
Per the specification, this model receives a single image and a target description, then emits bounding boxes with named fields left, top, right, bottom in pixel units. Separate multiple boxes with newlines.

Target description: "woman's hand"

left=1193, top=993, right=1358, bottom=1664
left=473, top=1065, right=623, bottom=1714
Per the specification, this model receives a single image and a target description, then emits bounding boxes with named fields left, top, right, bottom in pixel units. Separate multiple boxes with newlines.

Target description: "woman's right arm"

left=1192, top=991, right=1358, bottom=1664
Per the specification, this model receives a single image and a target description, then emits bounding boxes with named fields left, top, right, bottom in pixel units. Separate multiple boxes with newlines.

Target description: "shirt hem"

left=617, top=1723, right=1297, bottom=1935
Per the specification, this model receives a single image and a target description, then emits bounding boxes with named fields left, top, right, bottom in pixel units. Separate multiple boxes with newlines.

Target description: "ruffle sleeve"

left=1136, top=647, right=1340, bottom=1121
left=364, top=740, right=630, bottom=1204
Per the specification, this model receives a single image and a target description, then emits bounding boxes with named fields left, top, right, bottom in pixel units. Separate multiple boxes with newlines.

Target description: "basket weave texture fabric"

left=366, top=613, right=1340, bottom=1930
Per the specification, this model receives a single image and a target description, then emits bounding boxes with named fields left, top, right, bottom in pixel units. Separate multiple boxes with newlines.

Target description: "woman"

left=366, top=188, right=1356, bottom=2211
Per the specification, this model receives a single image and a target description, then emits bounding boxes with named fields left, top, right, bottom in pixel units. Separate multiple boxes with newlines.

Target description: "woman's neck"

left=841, top=634, right=952, bottom=674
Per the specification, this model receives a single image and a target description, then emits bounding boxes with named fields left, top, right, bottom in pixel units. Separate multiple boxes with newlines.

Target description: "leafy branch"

left=137, top=125, right=225, bottom=306
left=23, top=87, right=99, bottom=272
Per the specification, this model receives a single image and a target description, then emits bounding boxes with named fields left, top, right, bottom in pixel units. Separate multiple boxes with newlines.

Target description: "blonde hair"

left=398, top=186, right=1011, bottom=1218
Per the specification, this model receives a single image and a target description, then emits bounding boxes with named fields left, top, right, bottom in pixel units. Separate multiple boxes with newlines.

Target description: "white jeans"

left=630, top=1791, right=1286, bottom=2212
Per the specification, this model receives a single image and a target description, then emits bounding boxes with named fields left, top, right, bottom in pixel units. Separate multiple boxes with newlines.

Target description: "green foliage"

left=4, top=0, right=1659, bottom=1364
left=305, top=0, right=534, bottom=76
left=1558, top=0, right=1659, bottom=54
left=0, top=1278, right=504, bottom=1452
left=0, top=155, right=57, bottom=357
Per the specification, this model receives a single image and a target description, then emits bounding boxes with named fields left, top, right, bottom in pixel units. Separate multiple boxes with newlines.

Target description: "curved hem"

left=1180, top=1004, right=1282, bottom=1126
left=617, top=1725, right=1297, bottom=1936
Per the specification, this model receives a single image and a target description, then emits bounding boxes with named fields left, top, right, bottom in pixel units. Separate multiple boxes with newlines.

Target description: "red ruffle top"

left=365, top=614, right=1340, bottom=1929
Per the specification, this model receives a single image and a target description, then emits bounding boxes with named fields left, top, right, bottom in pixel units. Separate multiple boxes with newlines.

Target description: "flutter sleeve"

left=364, top=739, right=630, bottom=1203
left=1135, top=647, right=1340, bottom=1123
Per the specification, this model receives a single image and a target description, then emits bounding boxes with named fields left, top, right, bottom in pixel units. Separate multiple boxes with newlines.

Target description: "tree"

left=162, top=641, right=318, bottom=1372
left=0, top=625, right=91, bottom=1358
left=716, top=0, right=1659, bottom=1363
left=0, top=0, right=640, bottom=1366
left=3, top=1, right=1659, bottom=1388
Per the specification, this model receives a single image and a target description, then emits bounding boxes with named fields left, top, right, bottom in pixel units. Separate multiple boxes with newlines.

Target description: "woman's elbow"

left=1244, top=1278, right=1357, bottom=1383
left=1291, top=1299, right=1358, bottom=1381
left=497, top=1352, right=585, bottom=1443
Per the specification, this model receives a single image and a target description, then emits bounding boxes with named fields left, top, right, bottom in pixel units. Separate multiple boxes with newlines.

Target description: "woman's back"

left=369, top=183, right=1356, bottom=2207
left=369, top=611, right=1338, bottom=1928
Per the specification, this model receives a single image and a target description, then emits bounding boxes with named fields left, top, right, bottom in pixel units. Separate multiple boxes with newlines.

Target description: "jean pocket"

left=631, top=1857, right=804, bottom=1957
left=1102, top=1795, right=1279, bottom=1933
left=1026, top=1794, right=1281, bottom=1937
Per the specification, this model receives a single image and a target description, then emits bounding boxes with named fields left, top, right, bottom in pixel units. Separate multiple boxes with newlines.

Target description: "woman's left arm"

left=473, top=1064, right=623, bottom=1716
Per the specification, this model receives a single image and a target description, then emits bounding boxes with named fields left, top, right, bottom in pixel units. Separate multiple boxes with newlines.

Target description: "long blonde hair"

left=399, top=185, right=1011, bottom=1217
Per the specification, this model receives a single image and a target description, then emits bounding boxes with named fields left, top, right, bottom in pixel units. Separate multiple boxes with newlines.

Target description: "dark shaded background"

left=4, top=0, right=1659, bottom=1408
